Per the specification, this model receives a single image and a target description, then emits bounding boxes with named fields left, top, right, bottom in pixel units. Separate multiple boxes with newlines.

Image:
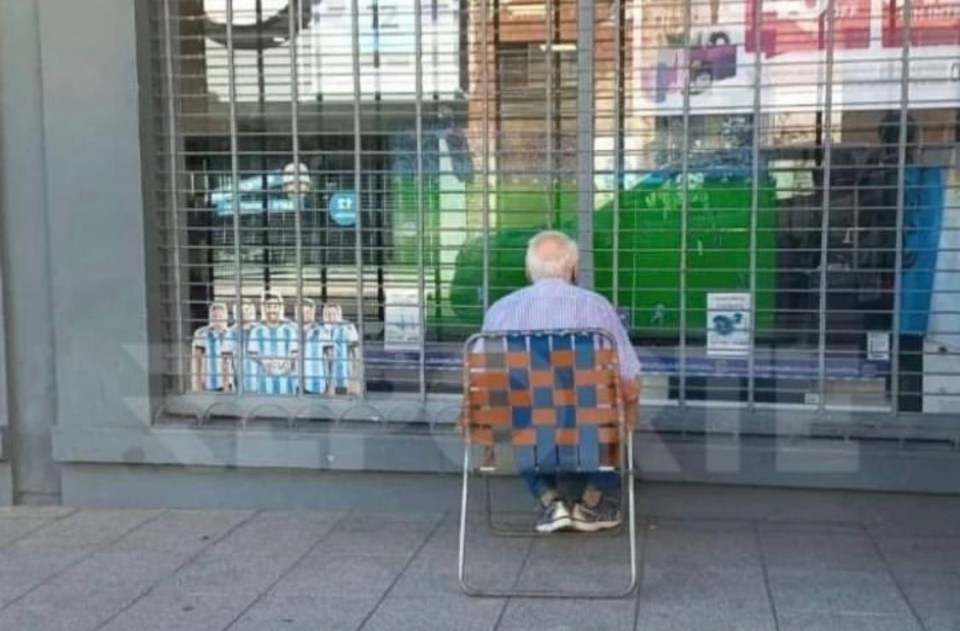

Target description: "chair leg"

left=459, top=440, right=640, bottom=599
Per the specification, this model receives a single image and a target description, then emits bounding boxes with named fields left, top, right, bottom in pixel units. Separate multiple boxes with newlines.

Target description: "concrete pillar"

left=0, top=0, right=62, bottom=504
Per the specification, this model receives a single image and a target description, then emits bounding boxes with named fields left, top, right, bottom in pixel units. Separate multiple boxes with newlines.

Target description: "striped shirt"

left=330, top=322, right=360, bottom=390
left=482, top=277, right=642, bottom=380
left=226, top=324, right=259, bottom=393
left=301, top=324, right=331, bottom=394
left=192, top=326, right=230, bottom=391
left=248, top=321, right=299, bottom=395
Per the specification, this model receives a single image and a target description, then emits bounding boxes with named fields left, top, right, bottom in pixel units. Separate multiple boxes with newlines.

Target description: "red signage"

left=745, top=0, right=871, bottom=57
left=883, top=0, right=960, bottom=47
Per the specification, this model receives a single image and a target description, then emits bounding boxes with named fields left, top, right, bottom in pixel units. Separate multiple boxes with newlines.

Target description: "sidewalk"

left=0, top=483, right=958, bottom=631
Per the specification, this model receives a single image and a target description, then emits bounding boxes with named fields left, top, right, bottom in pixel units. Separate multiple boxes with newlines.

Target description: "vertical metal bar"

left=545, top=0, right=554, bottom=228
left=678, top=0, right=692, bottom=410
left=415, top=0, right=427, bottom=400
left=481, top=0, right=491, bottom=311
left=576, top=0, right=595, bottom=288
left=816, top=0, right=838, bottom=411
left=892, top=0, right=912, bottom=413
left=227, top=0, right=245, bottom=395
left=748, top=0, right=763, bottom=409
left=289, top=0, right=305, bottom=397
left=612, top=0, right=622, bottom=306
left=351, top=0, right=366, bottom=398
left=162, top=0, right=186, bottom=393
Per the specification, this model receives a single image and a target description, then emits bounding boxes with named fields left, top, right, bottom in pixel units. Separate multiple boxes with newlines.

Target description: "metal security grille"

left=151, top=0, right=960, bottom=434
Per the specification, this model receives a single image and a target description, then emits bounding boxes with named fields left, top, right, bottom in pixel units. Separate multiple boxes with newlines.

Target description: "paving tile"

left=97, top=589, right=261, bottom=631
left=514, top=558, right=638, bottom=596
left=778, top=611, right=923, bottom=631
left=897, top=572, right=960, bottom=624
left=853, top=495, right=960, bottom=537
left=758, top=531, right=884, bottom=571
left=768, top=569, right=912, bottom=616
left=53, top=550, right=191, bottom=589
left=270, top=552, right=409, bottom=598
left=498, top=597, right=634, bottom=631
left=638, top=485, right=860, bottom=524
left=925, top=615, right=960, bottom=631
left=361, top=596, right=505, bottom=631
left=204, top=511, right=343, bottom=558
left=0, top=602, right=116, bottom=631
left=161, top=551, right=302, bottom=594
left=418, top=518, right=533, bottom=563
left=113, top=510, right=254, bottom=553
left=875, top=537, right=960, bottom=574
left=0, top=518, right=57, bottom=548
left=0, top=583, right=142, bottom=631
left=315, top=513, right=440, bottom=556
left=0, top=550, right=89, bottom=606
left=5, top=510, right=161, bottom=553
left=635, top=606, right=777, bottom=631
left=644, top=522, right=761, bottom=568
left=227, top=594, right=380, bottom=631
left=639, top=565, right=770, bottom=613
left=391, top=553, right=523, bottom=598
left=0, top=507, right=77, bottom=520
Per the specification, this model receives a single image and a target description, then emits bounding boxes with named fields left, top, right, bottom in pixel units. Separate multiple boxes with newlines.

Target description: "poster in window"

left=707, top=292, right=752, bottom=357
left=384, top=288, right=422, bottom=352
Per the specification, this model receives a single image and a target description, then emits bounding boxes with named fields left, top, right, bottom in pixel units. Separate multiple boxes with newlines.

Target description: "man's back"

left=482, top=278, right=641, bottom=379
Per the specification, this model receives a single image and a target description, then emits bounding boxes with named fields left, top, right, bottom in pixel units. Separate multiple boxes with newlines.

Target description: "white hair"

left=525, top=230, right=579, bottom=282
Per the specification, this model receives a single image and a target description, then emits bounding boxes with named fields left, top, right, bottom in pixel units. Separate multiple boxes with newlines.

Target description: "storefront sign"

left=203, top=0, right=463, bottom=102
left=633, top=0, right=960, bottom=115
left=707, top=292, right=752, bottom=357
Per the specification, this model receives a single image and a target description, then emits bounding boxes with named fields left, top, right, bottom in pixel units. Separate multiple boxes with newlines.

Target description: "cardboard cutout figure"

left=323, top=303, right=361, bottom=395
left=226, top=298, right=259, bottom=393
left=299, top=297, right=332, bottom=395
left=191, top=302, right=232, bottom=392
left=247, top=291, right=299, bottom=394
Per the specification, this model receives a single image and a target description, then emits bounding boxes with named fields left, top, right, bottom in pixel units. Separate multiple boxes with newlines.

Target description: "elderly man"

left=482, top=230, right=641, bottom=533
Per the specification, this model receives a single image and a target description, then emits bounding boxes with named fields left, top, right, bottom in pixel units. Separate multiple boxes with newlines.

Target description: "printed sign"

left=384, top=288, right=422, bottom=351
left=328, top=191, right=358, bottom=227
left=707, top=292, right=752, bottom=357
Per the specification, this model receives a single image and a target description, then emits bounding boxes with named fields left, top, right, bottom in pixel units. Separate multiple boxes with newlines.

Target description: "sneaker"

left=536, top=500, right=573, bottom=533
left=571, top=498, right=622, bottom=532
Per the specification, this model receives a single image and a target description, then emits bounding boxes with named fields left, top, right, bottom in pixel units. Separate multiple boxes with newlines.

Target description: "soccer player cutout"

left=299, top=298, right=332, bottom=395
left=323, top=303, right=361, bottom=395
left=247, top=291, right=299, bottom=395
left=191, top=302, right=232, bottom=392
left=226, top=298, right=259, bottom=393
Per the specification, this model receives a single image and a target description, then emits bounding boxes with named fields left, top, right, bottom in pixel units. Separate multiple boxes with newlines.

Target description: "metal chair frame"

left=456, top=328, right=638, bottom=599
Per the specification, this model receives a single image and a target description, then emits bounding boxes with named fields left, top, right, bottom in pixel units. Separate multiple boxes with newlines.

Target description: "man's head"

left=282, top=161, right=311, bottom=198
left=526, top=230, right=579, bottom=283
left=322, top=303, right=342, bottom=324
left=235, top=299, right=257, bottom=326
left=209, top=302, right=228, bottom=330
left=262, top=291, right=284, bottom=324
left=300, top=298, right=317, bottom=327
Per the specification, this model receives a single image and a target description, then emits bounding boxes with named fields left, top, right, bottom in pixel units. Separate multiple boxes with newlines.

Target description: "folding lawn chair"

left=457, top=328, right=638, bottom=598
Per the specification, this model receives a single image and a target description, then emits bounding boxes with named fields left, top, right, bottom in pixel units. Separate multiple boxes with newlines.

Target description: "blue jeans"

left=521, top=469, right=620, bottom=504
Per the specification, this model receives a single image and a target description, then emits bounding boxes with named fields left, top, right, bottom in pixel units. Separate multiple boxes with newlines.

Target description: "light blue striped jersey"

left=248, top=320, right=300, bottom=395
left=227, top=324, right=259, bottom=393
left=330, top=322, right=360, bottom=390
left=192, top=326, right=231, bottom=391
left=301, top=324, right=332, bottom=394
left=481, top=277, right=642, bottom=380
